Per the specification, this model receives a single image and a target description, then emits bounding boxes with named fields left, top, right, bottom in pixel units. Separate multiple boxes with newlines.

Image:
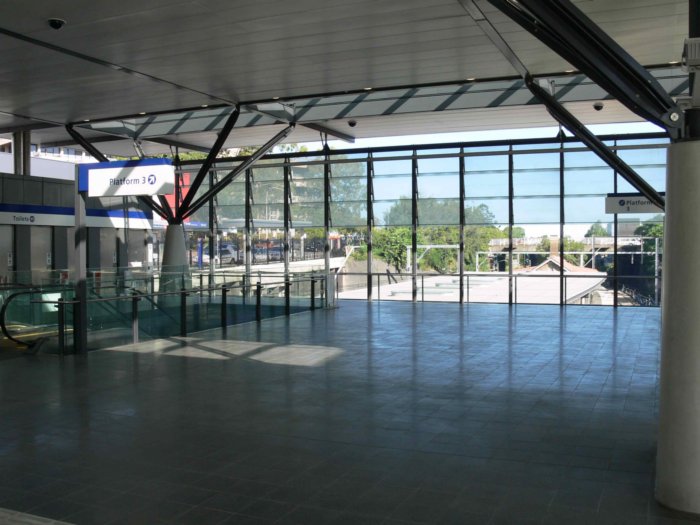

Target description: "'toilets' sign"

left=78, top=159, right=175, bottom=197
left=605, top=193, right=665, bottom=214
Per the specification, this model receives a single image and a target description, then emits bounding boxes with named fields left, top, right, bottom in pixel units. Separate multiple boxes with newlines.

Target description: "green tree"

left=584, top=221, right=608, bottom=237
left=376, top=199, right=504, bottom=272
left=511, top=226, right=526, bottom=238
left=538, top=236, right=586, bottom=265
left=373, top=227, right=411, bottom=271
left=635, top=215, right=663, bottom=251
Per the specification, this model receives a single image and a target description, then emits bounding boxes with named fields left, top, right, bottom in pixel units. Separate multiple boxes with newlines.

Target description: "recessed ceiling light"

left=201, top=104, right=208, bottom=108
left=138, top=112, right=146, bottom=115
left=669, top=60, right=680, bottom=65
left=272, top=96, right=280, bottom=100
left=466, top=77, right=476, bottom=81
left=363, top=87, right=373, bottom=91
left=564, top=69, right=575, bottom=73
left=83, top=119, right=90, bottom=122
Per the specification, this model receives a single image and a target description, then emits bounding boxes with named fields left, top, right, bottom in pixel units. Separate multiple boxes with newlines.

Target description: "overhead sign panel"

left=78, top=159, right=174, bottom=197
left=605, top=193, right=665, bottom=214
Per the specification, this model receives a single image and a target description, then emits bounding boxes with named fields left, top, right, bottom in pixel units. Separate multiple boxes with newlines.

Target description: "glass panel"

left=617, top=214, right=663, bottom=307
left=335, top=227, right=369, bottom=299
left=371, top=226, right=412, bottom=301
left=418, top=157, right=459, bottom=199
left=464, top=199, right=508, bottom=225
left=465, top=154, right=508, bottom=198
left=375, top=199, right=412, bottom=226
left=418, top=198, right=460, bottom=226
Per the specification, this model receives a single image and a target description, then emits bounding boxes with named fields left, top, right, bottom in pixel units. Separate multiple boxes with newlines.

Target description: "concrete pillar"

left=12, top=131, right=31, bottom=175
left=160, top=223, right=190, bottom=293
left=656, top=139, right=700, bottom=513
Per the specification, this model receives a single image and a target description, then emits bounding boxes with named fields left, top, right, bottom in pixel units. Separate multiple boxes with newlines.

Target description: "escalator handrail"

left=0, top=285, right=72, bottom=346
left=1, top=288, right=43, bottom=346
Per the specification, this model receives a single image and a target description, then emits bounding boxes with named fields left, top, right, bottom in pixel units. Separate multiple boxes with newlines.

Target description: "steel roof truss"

left=486, top=0, right=683, bottom=139
left=182, top=124, right=295, bottom=220
left=461, top=0, right=665, bottom=210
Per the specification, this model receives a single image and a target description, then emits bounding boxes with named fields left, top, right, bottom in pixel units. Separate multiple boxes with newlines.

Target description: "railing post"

left=57, top=298, right=65, bottom=356
left=221, top=285, right=228, bottom=332
left=466, top=274, right=470, bottom=303
left=421, top=274, right=424, bottom=302
left=180, top=289, right=188, bottom=336
left=377, top=273, right=380, bottom=301
left=242, top=274, right=247, bottom=305
left=320, top=278, right=326, bottom=308
left=256, top=282, right=262, bottom=322
left=150, top=274, right=156, bottom=310
left=131, top=292, right=139, bottom=344
left=311, top=278, right=316, bottom=310
left=285, top=279, right=290, bottom=316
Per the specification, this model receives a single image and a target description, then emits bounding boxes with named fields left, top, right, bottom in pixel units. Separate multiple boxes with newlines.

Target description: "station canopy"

left=0, top=0, right=689, bottom=156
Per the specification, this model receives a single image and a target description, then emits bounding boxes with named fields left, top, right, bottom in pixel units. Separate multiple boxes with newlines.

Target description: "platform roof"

left=0, top=0, right=689, bottom=155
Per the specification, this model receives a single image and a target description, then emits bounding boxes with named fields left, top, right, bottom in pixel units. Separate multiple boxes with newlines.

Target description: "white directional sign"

left=605, top=193, right=664, bottom=214
left=79, top=159, right=174, bottom=197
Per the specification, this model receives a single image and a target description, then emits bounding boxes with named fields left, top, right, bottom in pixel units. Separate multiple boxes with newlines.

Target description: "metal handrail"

left=18, top=273, right=326, bottom=354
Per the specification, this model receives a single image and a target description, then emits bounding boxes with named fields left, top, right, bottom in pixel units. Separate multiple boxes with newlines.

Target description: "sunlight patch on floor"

left=250, top=344, right=343, bottom=366
left=102, top=338, right=343, bottom=366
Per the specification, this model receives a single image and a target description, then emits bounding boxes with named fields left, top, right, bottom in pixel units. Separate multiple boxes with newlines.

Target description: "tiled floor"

left=0, top=301, right=697, bottom=524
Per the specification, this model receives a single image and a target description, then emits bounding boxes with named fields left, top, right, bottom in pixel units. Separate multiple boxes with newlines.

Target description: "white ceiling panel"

left=0, top=0, right=688, bottom=151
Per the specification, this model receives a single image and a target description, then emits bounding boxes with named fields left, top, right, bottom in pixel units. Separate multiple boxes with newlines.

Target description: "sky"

left=295, top=122, right=663, bottom=151
left=293, top=121, right=665, bottom=239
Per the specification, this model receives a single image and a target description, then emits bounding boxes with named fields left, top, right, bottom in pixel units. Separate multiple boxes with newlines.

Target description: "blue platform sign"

left=78, top=158, right=174, bottom=197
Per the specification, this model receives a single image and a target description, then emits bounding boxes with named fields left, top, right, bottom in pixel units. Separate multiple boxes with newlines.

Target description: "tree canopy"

left=585, top=221, right=608, bottom=237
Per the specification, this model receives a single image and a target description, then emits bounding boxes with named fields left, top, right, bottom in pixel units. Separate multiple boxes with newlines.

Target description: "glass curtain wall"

left=172, top=134, right=667, bottom=307
left=417, top=151, right=460, bottom=302
left=329, top=157, right=367, bottom=297
left=251, top=163, right=284, bottom=266
left=463, top=147, right=510, bottom=303
left=372, top=154, right=413, bottom=300
left=290, top=156, right=325, bottom=264
left=615, top=138, right=666, bottom=306
left=512, top=145, right=561, bottom=304
left=564, top=143, right=615, bottom=305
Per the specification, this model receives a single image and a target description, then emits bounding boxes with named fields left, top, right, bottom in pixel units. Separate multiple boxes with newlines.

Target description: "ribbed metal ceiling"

left=0, top=0, right=688, bottom=152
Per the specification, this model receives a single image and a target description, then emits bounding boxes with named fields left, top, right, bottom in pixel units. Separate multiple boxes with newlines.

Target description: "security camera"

left=348, top=120, right=357, bottom=127
left=593, top=101, right=604, bottom=111
left=48, top=18, right=66, bottom=30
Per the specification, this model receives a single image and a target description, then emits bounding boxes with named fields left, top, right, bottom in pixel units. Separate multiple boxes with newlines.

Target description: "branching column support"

left=65, top=124, right=172, bottom=221
left=177, top=105, right=240, bottom=219
left=182, top=124, right=295, bottom=221
left=460, top=0, right=667, bottom=211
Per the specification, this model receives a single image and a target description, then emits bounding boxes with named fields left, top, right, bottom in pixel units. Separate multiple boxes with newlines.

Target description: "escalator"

left=0, top=285, right=72, bottom=353
left=0, top=282, right=183, bottom=354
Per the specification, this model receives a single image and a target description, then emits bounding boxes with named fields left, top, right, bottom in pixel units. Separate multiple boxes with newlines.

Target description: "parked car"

left=218, top=244, right=240, bottom=265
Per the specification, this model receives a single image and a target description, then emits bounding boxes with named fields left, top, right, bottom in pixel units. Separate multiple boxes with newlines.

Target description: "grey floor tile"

left=0, top=302, right=665, bottom=525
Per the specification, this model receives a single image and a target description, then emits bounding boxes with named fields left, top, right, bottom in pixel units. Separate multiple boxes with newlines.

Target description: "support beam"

left=182, top=124, right=295, bottom=220
left=178, top=105, right=240, bottom=217
left=65, top=125, right=109, bottom=162
left=459, top=0, right=665, bottom=210
left=485, top=0, right=683, bottom=139
left=65, top=125, right=172, bottom=220
left=301, top=123, right=355, bottom=143
left=527, top=79, right=665, bottom=210
left=146, top=137, right=211, bottom=154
